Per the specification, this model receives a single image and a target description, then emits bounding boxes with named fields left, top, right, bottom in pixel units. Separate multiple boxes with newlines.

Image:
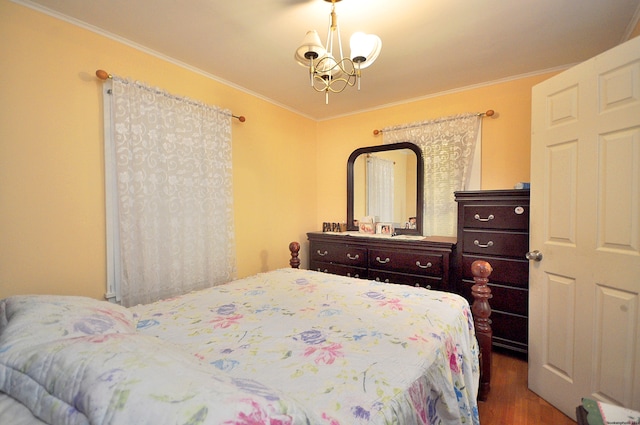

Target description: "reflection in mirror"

left=347, top=142, right=423, bottom=236
left=353, top=150, right=417, bottom=224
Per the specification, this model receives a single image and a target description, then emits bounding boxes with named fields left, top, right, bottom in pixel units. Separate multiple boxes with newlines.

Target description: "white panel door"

left=529, top=35, right=640, bottom=418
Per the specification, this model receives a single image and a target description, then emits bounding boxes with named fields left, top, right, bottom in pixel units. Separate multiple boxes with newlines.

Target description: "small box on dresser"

left=454, top=189, right=530, bottom=355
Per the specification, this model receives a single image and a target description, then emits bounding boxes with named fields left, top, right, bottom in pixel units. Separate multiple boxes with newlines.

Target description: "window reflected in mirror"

left=353, top=149, right=417, bottom=227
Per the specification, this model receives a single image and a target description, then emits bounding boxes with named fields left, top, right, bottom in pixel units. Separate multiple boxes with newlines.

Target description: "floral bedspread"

left=0, top=268, right=480, bottom=425
left=0, top=294, right=314, bottom=424
left=132, top=268, right=480, bottom=424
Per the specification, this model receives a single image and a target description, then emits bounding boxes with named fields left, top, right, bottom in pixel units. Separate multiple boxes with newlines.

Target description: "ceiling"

left=18, top=0, right=640, bottom=120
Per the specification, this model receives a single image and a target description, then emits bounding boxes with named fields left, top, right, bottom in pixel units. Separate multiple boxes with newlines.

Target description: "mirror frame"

left=347, top=142, right=424, bottom=236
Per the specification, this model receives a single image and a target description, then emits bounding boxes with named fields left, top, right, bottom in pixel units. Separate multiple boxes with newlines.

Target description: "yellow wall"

left=0, top=0, right=317, bottom=299
left=3, top=0, right=632, bottom=300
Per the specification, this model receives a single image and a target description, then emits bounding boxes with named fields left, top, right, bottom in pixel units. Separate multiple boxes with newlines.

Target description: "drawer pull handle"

left=375, top=277, right=391, bottom=282
left=416, top=261, right=432, bottom=269
left=473, top=239, right=494, bottom=248
left=474, top=213, right=495, bottom=222
left=376, top=256, right=390, bottom=264
left=346, top=253, right=360, bottom=260
left=316, top=250, right=328, bottom=256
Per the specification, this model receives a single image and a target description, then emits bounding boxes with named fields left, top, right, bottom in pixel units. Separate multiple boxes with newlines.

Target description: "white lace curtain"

left=366, top=155, right=394, bottom=222
left=383, top=113, right=481, bottom=236
left=104, top=77, right=236, bottom=307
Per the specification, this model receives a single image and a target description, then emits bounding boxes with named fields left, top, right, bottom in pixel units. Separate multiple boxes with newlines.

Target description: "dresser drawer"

left=310, top=242, right=367, bottom=267
left=309, top=261, right=367, bottom=279
left=462, top=204, right=529, bottom=230
left=461, top=254, right=528, bottom=287
left=369, top=270, right=443, bottom=290
left=462, top=230, right=529, bottom=258
left=368, top=248, right=443, bottom=277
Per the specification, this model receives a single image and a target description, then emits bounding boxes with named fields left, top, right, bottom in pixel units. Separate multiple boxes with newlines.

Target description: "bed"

left=0, top=242, right=492, bottom=425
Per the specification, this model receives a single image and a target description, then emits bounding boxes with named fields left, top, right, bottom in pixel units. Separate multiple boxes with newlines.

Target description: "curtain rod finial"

left=96, top=70, right=111, bottom=80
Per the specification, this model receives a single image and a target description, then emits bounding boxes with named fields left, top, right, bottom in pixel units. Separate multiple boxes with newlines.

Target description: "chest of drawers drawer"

left=461, top=254, right=528, bottom=287
left=462, top=205, right=529, bottom=230
left=459, top=279, right=528, bottom=316
left=369, top=248, right=443, bottom=277
left=462, top=230, right=529, bottom=259
left=491, top=312, right=528, bottom=349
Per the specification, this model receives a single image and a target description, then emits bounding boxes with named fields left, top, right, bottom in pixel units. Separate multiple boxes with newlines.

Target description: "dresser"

left=307, top=232, right=456, bottom=291
left=454, top=190, right=530, bottom=354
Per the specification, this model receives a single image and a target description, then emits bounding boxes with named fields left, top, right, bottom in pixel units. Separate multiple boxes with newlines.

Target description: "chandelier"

left=294, top=0, right=382, bottom=104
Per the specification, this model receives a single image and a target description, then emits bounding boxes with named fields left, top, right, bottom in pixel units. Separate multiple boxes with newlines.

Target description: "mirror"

left=347, top=142, right=423, bottom=235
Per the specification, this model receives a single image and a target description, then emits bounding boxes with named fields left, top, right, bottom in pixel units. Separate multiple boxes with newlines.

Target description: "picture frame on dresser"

left=454, top=189, right=531, bottom=355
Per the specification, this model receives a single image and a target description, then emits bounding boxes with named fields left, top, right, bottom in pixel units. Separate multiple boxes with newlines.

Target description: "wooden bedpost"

left=471, top=259, right=493, bottom=402
left=289, top=241, right=300, bottom=269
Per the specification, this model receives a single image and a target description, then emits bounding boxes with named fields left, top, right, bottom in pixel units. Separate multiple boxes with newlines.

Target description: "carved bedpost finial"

left=471, top=259, right=493, bottom=401
left=289, top=241, right=300, bottom=269
left=471, top=260, right=493, bottom=332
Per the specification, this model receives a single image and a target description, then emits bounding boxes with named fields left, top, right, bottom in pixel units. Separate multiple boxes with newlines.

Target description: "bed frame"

left=288, top=241, right=493, bottom=401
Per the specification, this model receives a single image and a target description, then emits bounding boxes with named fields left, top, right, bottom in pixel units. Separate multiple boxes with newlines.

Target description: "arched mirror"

left=347, top=142, right=423, bottom=236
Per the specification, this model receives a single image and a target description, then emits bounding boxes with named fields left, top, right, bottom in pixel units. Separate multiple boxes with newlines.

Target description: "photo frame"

left=376, top=223, right=394, bottom=235
left=358, top=222, right=375, bottom=234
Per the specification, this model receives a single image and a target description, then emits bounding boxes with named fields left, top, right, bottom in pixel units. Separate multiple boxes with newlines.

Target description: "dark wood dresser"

left=454, top=189, right=530, bottom=354
left=307, top=232, right=456, bottom=291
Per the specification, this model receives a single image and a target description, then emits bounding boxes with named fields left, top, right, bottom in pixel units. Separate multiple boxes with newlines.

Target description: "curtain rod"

left=372, top=109, right=495, bottom=136
left=95, top=70, right=246, bottom=123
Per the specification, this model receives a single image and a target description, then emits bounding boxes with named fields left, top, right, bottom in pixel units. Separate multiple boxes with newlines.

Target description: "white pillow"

left=0, top=295, right=136, bottom=349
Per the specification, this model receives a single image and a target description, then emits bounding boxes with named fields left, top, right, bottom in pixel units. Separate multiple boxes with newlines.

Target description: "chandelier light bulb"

left=350, top=32, right=382, bottom=69
left=294, top=30, right=326, bottom=67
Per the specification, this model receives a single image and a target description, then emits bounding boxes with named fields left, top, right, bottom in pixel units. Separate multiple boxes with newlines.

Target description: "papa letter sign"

left=323, top=222, right=347, bottom=232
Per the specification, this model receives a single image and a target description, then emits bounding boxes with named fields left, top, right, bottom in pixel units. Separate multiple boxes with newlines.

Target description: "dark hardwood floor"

left=478, top=351, right=577, bottom=424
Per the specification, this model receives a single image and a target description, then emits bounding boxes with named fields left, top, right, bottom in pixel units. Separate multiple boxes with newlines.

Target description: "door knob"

left=526, top=250, right=543, bottom=261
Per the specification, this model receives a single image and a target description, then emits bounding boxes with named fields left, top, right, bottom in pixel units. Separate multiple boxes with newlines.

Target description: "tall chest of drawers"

left=307, top=232, right=456, bottom=292
left=454, top=190, right=530, bottom=354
